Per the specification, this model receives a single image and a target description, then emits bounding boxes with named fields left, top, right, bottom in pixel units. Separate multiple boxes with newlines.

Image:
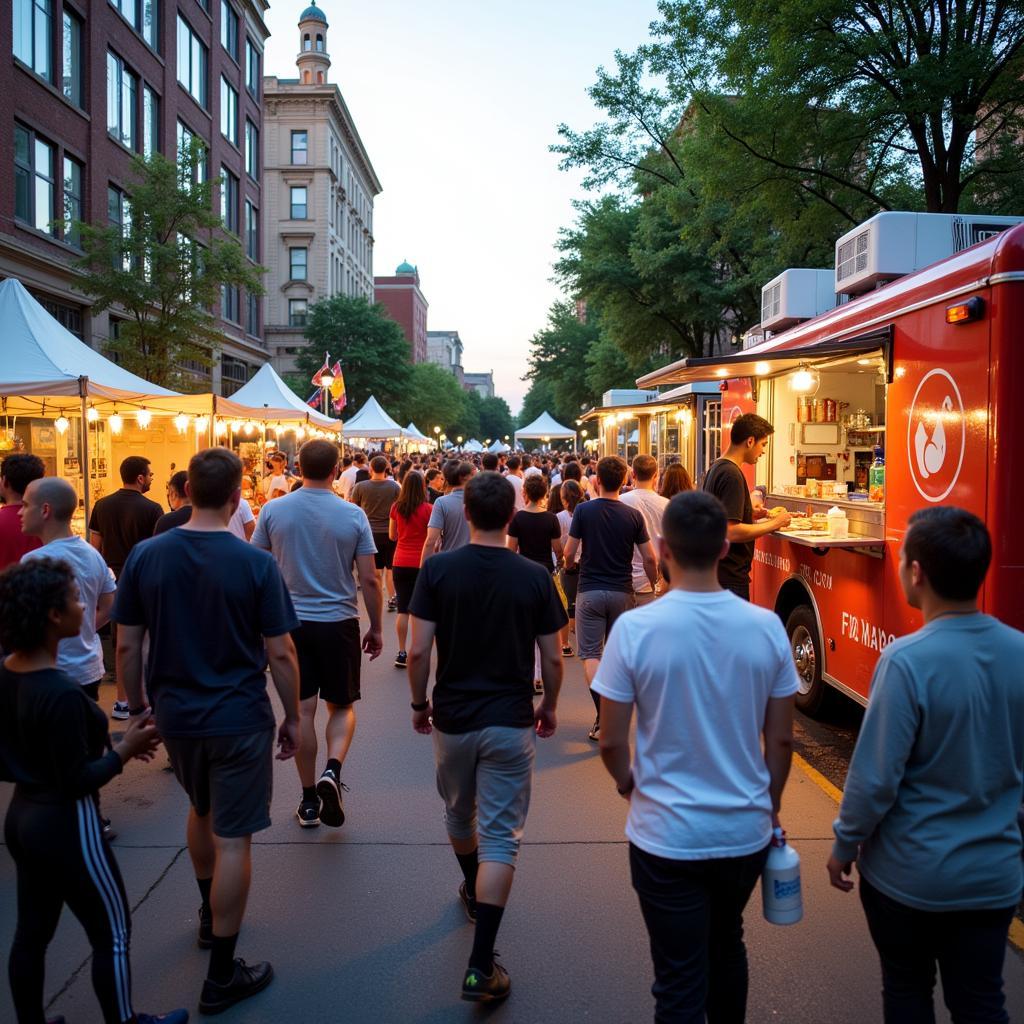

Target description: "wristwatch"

left=411, top=700, right=429, bottom=712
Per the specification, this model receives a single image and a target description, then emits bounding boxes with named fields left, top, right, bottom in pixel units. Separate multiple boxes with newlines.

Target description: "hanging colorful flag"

left=329, top=361, right=346, bottom=411
left=306, top=387, right=322, bottom=409
left=311, top=352, right=330, bottom=387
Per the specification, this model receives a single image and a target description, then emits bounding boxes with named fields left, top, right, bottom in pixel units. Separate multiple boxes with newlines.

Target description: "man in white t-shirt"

left=228, top=497, right=255, bottom=541
left=505, top=455, right=526, bottom=511
left=620, top=454, right=668, bottom=607
left=337, top=453, right=362, bottom=501
left=20, top=477, right=116, bottom=700
left=592, top=489, right=798, bottom=1023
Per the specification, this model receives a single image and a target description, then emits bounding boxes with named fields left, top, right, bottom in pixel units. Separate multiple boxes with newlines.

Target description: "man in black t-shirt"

left=153, top=470, right=192, bottom=534
left=408, top=471, right=567, bottom=1006
left=703, top=413, right=791, bottom=600
left=88, top=455, right=163, bottom=719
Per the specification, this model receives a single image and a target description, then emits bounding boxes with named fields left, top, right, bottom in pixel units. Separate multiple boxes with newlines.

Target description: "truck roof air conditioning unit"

left=601, top=389, right=659, bottom=408
left=760, top=269, right=837, bottom=332
left=834, top=212, right=1024, bottom=297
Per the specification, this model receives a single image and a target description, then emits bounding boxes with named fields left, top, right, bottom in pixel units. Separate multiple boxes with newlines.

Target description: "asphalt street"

left=1, top=615, right=1022, bottom=1024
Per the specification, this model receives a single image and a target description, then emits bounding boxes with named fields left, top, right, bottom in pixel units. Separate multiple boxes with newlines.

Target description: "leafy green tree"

left=478, top=395, right=515, bottom=442
left=525, top=300, right=603, bottom=417
left=290, top=295, right=412, bottom=414
left=395, top=362, right=466, bottom=436
left=518, top=377, right=572, bottom=430
left=448, top=387, right=483, bottom=442
left=74, top=141, right=264, bottom=389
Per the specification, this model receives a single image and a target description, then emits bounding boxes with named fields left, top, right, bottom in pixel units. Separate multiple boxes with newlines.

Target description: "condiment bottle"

left=827, top=505, right=849, bottom=539
left=869, top=445, right=885, bottom=503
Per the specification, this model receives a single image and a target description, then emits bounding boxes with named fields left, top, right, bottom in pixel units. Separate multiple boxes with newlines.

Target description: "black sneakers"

left=197, top=904, right=213, bottom=949
left=316, top=767, right=347, bottom=828
left=387, top=597, right=397, bottom=612
left=588, top=718, right=601, bottom=742
left=461, top=956, right=510, bottom=1003
left=295, top=796, right=321, bottom=828
left=561, top=645, right=574, bottom=657
left=458, top=881, right=477, bottom=923
left=199, top=959, right=273, bottom=1015
left=394, top=650, right=408, bottom=669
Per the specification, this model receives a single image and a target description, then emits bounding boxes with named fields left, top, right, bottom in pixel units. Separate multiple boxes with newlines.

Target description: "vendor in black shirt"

left=507, top=473, right=562, bottom=571
left=702, top=413, right=791, bottom=600
left=407, top=471, right=567, bottom=1006
left=0, top=558, right=186, bottom=1024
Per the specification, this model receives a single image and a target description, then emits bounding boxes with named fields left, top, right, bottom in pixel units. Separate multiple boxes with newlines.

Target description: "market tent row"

left=402, top=423, right=434, bottom=452
left=462, top=438, right=485, bottom=453
left=225, top=363, right=343, bottom=432
left=514, top=411, right=577, bottom=447
left=487, top=440, right=511, bottom=453
left=342, top=395, right=405, bottom=440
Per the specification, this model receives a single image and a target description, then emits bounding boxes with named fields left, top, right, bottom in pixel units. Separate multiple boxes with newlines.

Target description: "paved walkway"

left=1, top=618, right=1022, bottom=1023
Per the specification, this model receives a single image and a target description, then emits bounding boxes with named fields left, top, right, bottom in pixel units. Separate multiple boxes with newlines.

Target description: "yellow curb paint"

left=792, top=753, right=1024, bottom=956
left=794, top=752, right=844, bottom=804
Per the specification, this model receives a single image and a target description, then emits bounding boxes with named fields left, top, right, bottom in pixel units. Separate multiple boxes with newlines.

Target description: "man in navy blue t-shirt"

left=114, top=448, right=300, bottom=1016
left=563, top=455, right=658, bottom=742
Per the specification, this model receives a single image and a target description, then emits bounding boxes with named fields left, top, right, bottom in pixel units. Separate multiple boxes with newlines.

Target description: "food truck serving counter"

left=636, top=221, right=1024, bottom=716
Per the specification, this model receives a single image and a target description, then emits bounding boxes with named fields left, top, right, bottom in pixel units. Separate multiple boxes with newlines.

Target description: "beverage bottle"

left=762, top=826, right=803, bottom=925
left=868, top=445, right=885, bottom=503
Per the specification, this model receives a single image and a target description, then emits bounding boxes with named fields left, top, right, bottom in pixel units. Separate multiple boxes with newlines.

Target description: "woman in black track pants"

left=0, top=557, right=188, bottom=1024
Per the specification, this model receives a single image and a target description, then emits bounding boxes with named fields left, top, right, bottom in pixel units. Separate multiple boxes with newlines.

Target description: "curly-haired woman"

left=0, top=557, right=187, bottom=1024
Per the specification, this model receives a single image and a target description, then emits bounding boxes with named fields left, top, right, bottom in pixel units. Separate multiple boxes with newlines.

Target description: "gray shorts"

left=576, top=589, right=636, bottom=660
left=164, top=728, right=274, bottom=838
left=433, top=725, right=536, bottom=866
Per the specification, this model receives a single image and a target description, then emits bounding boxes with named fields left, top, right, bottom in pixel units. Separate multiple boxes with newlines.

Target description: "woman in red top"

left=388, top=470, right=432, bottom=668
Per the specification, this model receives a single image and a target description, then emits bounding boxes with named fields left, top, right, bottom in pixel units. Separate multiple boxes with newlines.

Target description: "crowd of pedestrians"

left=0, top=438, right=1021, bottom=1023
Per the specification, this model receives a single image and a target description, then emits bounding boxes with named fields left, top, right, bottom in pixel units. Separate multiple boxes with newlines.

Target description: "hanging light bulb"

left=214, top=419, right=228, bottom=437
left=194, top=415, right=209, bottom=434
left=86, top=406, right=99, bottom=423
left=230, top=419, right=243, bottom=433
left=108, top=412, right=123, bottom=434
left=243, top=420, right=256, bottom=435
left=54, top=416, right=70, bottom=435
left=174, top=413, right=190, bottom=433
left=295, top=426, right=306, bottom=440
left=136, top=408, right=152, bottom=428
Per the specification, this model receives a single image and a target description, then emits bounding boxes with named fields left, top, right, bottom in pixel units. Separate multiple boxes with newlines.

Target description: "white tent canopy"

left=403, top=422, right=433, bottom=443
left=342, top=395, right=404, bottom=438
left=514, top=410, right=576, bottom=442
left=487, top=440, right=510, bottom=453
left=462, top=438, right=485, bottom=453
left=225, top=363, right=341, bottom=429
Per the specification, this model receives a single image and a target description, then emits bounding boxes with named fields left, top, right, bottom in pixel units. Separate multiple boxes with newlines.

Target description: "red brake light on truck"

left=945, top=297, right=984, bottom=324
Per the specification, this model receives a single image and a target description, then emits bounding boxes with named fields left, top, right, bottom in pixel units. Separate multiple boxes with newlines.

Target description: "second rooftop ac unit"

left=834, top=212, right=1024, bottom=296
left=761, top=269, right=836, bottom=332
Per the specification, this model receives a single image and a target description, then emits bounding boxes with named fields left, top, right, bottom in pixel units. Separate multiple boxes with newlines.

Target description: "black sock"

left=197, top=876, right=212, bottom=913
left=208, top=932, right=239, bottom=985
left=469, top=903, right=504, bottom=974
left=325, top=758, right=342, bottom=778
left=302, top=785, right=317, bottom=803
left=455, top=848, right=479, bottom=901
left=590, top=687, right=601, bottom=717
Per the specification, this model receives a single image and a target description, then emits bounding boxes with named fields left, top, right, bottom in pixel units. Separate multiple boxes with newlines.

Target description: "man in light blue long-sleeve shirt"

left=829, top=506, right=1024, bottom=1023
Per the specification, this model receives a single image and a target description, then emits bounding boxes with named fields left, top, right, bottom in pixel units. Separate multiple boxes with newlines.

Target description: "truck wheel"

left=786, top=605, right=830, bottom=717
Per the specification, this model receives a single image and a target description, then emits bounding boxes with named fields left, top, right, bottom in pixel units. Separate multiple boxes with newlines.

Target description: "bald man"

left=20, top=477, right=117, bottom=702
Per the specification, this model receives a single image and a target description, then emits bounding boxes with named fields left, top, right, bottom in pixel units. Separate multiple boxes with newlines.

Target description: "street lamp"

left=319, top=368, right=334, bottom=418
left=457, top=435, right=463, bottom=445
left=433, top=425, right=441, bottom=451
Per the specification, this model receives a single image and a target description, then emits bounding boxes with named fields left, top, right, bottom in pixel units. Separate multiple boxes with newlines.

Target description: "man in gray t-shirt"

left=252, top=440, right=383, bottom=831
left=422, top=460, right=474, bottom=562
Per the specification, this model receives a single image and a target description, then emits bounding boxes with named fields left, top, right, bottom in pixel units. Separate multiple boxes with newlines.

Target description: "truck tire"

left=786, top=605, right=830, bottom=717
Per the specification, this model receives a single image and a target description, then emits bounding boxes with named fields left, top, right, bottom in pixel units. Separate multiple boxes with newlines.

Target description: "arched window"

left=316, top=34, right=324, bottom=51
left=303, top=33, right=311, bottom=51
left=302, top=70, right=311, bottom=83
left=316, top=71, right=324, bottom=83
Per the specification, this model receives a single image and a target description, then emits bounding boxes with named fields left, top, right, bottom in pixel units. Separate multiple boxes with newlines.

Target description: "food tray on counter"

left=775, top=530, right=886, bottom=550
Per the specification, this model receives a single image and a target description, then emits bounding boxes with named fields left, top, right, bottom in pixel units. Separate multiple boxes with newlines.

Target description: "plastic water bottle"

left=762, top=827, right=803, bottom=925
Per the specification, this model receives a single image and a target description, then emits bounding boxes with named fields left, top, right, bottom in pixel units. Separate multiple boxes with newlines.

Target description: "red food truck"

left=637, top=216, right=1024, bottom=715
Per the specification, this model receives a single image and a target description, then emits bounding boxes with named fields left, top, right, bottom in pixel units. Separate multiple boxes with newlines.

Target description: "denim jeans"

left=629, top=841, right=770, bottom=1024
left=859, top=875, right=1016, bottom=1023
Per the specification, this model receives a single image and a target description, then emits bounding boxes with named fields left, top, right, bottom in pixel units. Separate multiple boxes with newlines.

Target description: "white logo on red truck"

left=907, top=368, right=965, bottom=503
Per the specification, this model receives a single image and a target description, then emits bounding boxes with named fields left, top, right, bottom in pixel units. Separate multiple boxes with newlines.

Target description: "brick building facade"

left=374, top=260, right=428, bottom=364
left=1, top=0, right=270, bottom=395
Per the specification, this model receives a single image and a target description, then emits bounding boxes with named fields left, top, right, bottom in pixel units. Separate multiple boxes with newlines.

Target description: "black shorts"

left=292, top=618, right=362, bottom=705
left=372, top=532, right=395, bottom=570
left=392, top=566, right=420, bottom=614
left=164, top=729, right=274, bottom=838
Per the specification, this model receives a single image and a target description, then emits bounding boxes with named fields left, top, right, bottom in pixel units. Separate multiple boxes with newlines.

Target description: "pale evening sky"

left=260, top=0, right=658, bottom=414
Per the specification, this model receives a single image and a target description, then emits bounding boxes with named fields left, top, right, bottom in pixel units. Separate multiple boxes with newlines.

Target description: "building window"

left=62, top=156, right=83, bottom=247
left=289, top=247, right=308, bottom=281
left=245, top=292, right=258, bottom=337
left=288, top=299, right=308, bottom=327
left=176, top=15, right=207, bottom=108
left=142, top=86, right=160, bottom=157
left=38, top=294, right=84, bottom=338
left=221, top=354, right=251, bottom=395
left=220, top=168, right=239, bottom=233
left=291, top=130, right=308, bottom=165
left=62, top=10, right=83, bottom=107
left=316, top=33, right=324, bottom=52
left=177, top=121, right=207, bottom=183
left=14, top=125, right=56, bottom=235
left=107, top=52, right=138, bottom=150
left=302, top=33, right=311, bottom=51
left=289, top=186, right=307, bottom=219
left=14, top=0, right=53, bottom=82
left=220, top=77, right=238, bottom=145
left=245, top=38, right=260, bottom=96
left=109, top=0, right=157, bottom=48
left=108, top=185, right=132, bottom=270
left=244, top=120, right=258, bottom=179
left=245, top=199, right=257, bottom=260
left=221, top=285, right=240, bottom=323
left=220, top=2, right=239, bottom=60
